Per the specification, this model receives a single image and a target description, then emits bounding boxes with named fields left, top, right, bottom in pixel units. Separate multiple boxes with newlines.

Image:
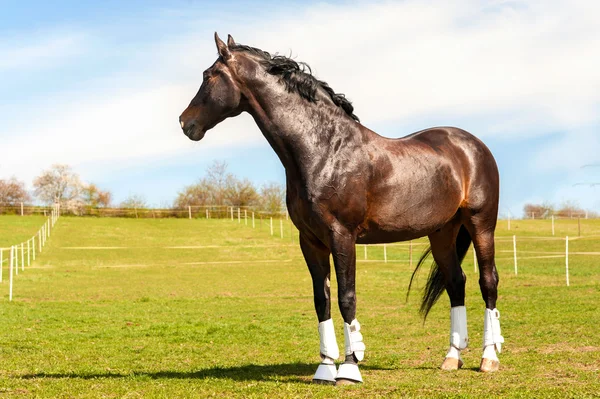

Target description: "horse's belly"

left=356, top=190, right=462, bottom=244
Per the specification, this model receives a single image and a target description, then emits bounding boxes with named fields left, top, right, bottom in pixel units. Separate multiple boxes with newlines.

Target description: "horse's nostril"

left=184, top=122, right=196, bottom=136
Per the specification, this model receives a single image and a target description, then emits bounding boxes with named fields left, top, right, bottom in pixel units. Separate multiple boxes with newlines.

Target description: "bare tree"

left=523, top=202, right=555, bottom=218
left=225, top=176, right=259, bottom=207
left=174, top=179, right=213, bottom=208
left=205, top=160, right=230, bottom=205
left=0, top=177, right=31, bottom=206
left=259, top=182, right=285, bottom=213
left=557, top=200, right=585, bottom=218
left=120, top=194, right=148, bottom=209
left=33, top=164, right=85, bottom=212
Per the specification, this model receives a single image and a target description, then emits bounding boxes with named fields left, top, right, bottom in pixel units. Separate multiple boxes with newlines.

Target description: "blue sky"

left=1, top=0, right=599, bottom=216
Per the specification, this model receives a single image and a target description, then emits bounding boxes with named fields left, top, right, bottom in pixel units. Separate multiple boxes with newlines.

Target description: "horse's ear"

left=214, top=32, right=230, bottom=60
left=227, top=34, right=235, bottom=47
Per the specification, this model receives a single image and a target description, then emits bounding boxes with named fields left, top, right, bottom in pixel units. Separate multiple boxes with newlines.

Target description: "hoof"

left=336, top=378, right=359, bottom=386
left=312, top=378, right=336, bottom=385
left=479, top=358, right=500, bottom=373
left=441, top=357, right=463, bottom=371
left=335, top=362, right=363, bottom=384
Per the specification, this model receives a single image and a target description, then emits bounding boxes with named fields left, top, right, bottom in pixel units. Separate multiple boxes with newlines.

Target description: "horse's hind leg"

left=466, top=214, right=504, bottom=372
left=428, top=219, right=469, bottom=371
left=299, top=232, right=339, bottom=384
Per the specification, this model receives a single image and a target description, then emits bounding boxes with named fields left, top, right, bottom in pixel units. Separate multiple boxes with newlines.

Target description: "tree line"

left=523, top=201, right=598, bottom=219
left=0, top=161, right=285, bottom=214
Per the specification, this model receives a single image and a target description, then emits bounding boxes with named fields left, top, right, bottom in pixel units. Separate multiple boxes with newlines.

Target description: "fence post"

left=513, top=235, right=518, bottom=275
left=21, top=202, right=24, bottom=216
left=32, top=236, right=36, bottom=260
left=15, top=245, right=18, bottom=276
left=383, top=244, right=387, bottom=263
left=565, top=236, right=570, bottom=286
left=206, top=208, right=209, bottom=219
left=252, top=212, right=255, bottom=228
left=231, top=207, right=234, bottom=221
left=9, top=246, right=14, bottom=301
left=280, top=219, right=283, bottom=238
left=188, top=206, right=192, bottom=220
left=21, top=243, right=24, bottom=271
left=244, top=209, right=248, bottom=225
left=270, top=217, right=273, bottom=236
left=238, top=208, right=241, bottom=223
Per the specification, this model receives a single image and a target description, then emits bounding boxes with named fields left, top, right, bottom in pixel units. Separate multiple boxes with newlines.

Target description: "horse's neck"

left=245, top=81, right=363, bottom=173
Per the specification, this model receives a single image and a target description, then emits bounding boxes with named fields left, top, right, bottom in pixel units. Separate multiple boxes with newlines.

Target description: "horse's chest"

left=286, top=174, right=367, bottom=232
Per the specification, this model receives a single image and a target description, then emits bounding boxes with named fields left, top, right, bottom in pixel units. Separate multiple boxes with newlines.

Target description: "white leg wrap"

left=344, top=319, right=365, bottom=361
left=483, top=308, right=504, bottom=356
left=318, top=319, right=340, bottom=360
left=446, top=306, right=468, bottom=360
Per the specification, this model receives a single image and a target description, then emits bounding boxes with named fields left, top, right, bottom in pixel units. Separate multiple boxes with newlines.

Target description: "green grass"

left=0, top=216, right=599, bottom=398
left=0, top=215, right=47, bottom=248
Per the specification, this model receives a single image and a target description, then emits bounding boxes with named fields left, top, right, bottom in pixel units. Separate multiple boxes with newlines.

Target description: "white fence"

left=0, top=204, right=60, bottom=301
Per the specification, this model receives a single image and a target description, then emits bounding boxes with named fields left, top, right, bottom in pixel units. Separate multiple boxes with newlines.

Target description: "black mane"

left=230, top=44, right=359, bottom=122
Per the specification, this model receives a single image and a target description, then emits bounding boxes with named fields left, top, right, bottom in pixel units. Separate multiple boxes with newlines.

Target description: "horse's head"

left=179, top=33, right=246, bottom=141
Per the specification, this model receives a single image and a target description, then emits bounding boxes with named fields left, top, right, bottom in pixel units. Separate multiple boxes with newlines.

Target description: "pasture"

left=0, top=216, right=599, bottom=398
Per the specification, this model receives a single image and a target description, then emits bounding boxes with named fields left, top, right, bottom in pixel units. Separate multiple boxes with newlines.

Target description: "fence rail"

left=0, top=205, right=288, bottom=219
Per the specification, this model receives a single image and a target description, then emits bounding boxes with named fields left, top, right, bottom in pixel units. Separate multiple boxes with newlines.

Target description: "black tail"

left=407, top=225, right=472, bottom=319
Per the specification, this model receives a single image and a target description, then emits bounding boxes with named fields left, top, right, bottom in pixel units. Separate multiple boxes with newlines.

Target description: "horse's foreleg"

left=299, top=233, right=339, bottom=384
left=330, top=229, right=364, bottom=384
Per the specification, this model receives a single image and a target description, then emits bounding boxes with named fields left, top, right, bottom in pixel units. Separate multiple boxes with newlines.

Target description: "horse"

left=179, top=33, right=504, bottom=385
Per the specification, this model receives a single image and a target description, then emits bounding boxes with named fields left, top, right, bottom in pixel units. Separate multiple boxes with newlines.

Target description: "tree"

left=33, top=164, right=85, bottom=212
left=259, top=182, right=285, bottom=213
left=0, top=177, right=31, bottom=206
left=205, top=160, right=229, bottom=205
left=523, top=202, right=554, bottom=219
left=557, top=200, right=585, bottom=218
left=173, top=179, right=213, bottom=208
left=225, top=176, right=259, bottom=207
left=120, top=194, right=148, bottom=209
left=82, top=183, right=112, bottom=208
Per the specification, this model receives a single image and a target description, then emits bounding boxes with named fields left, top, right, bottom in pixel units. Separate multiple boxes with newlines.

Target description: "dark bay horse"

left=179, top=33, right=504, bottom=384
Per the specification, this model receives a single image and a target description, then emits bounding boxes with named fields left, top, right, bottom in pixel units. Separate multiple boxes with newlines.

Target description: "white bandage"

left=450, top=306, right=469, bottom=351
left=483, top=308, right=504, bottom=353
left=318, top=319, right=339, bottom=360
left=344, top=319, right=365, bottom=361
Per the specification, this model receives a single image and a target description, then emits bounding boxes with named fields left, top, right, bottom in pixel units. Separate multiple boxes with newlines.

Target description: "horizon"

left=1, top=0, right=600, bottom=216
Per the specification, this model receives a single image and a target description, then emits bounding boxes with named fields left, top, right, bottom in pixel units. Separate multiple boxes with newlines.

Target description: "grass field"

left=0, top=215, right=599, bottom=398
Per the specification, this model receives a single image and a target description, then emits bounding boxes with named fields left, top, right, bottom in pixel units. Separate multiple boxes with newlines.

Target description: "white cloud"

left=0, top=32, right=86, bottom=71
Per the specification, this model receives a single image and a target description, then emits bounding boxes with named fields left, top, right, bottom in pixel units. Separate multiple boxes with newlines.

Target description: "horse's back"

left=401, top=126, right=500, bottom=213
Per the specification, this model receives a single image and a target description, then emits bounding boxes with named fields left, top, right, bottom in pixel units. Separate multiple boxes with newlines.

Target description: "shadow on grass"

left=20, top=362, right=392, bottom=384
